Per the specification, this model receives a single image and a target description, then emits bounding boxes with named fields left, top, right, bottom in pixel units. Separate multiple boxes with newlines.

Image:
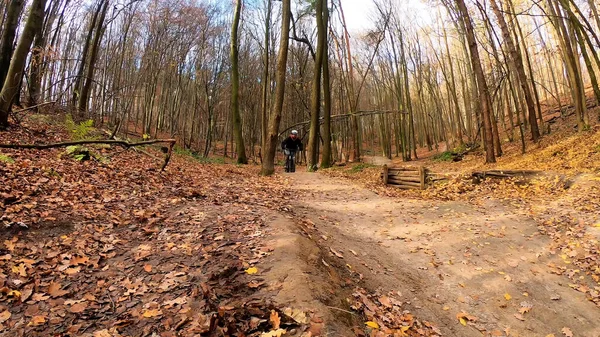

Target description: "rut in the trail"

left=270, top=171, right=600, bottom=337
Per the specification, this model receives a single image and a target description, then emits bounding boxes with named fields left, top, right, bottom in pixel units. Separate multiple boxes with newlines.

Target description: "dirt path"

left=273, top=171, right=600, bottom=337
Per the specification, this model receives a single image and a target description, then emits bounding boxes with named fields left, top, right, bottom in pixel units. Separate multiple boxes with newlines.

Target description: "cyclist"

left=281, top=130, right=303, bottom=173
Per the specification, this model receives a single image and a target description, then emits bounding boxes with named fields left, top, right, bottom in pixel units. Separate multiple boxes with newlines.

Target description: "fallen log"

left=472, top=170, right=542, bottom=184
left=0, top=139, right=177, bottom=171
left=472, top=170, right=541, bottom=179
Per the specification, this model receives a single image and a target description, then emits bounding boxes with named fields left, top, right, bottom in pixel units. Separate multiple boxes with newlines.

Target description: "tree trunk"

left=230, top=0, right=247, bottom=164
left=455, top=0, right=495, bottom=163
left=261, top=0, right=291, bottom=176
left=321, top=0, right=332, bottom=168
left=307, top=0, right=326, bottom=171
left=260, top=0, right=272, bottom=158
left=490, top=0, right=540, bottom=142
left=72, top=1, right=103, bottom=107
left=0, top=0, right=46, bottom=129
left=77, top=0, right=109, bottom=117
left=0, top=0, right=25, bottom=89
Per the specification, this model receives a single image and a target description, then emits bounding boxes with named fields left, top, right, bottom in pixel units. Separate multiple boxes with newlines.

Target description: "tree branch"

left=0, top=139, right=177, bottom=171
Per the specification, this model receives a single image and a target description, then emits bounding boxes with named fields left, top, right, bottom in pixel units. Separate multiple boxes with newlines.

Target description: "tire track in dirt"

left=273, top=171, right=600, bottom=337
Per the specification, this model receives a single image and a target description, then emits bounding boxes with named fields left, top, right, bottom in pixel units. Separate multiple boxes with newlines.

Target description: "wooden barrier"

left=382, top=165, right=427, bottom=190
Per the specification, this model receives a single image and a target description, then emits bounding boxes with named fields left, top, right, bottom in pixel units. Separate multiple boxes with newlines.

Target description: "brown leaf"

left=142, top=309, right=162, bottom=318
left=28, top=315, right=46, bottom=326
left=0, top=310, right=11, bottom=323
left=64, top=267, right=81, bottom=275
left=69, top=255, right=89, bottom=266
left=48, top=282, right=68, bottom=298
left=378, top=295, right=392, bottom=308
left=144, top=264, right=152, bottom=272
left=519, top=301, right=533, bottom=314
left=562, top=327, right=573, bottom=337
left=32, top=293, right=50, bottom=302
left=70, top=302, right=88, bottom=313
left=270, top=310, right=281, bottom=330
left=514, top=313, right=525, bottom=321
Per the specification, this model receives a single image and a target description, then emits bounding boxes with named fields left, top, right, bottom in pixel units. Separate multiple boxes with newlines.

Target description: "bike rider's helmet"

left=291, top=130, right=298, bottom=135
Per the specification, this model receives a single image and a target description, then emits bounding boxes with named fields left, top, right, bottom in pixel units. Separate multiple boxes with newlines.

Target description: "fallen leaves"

left=0, top=311, right=11, bottom=323
left=519, top=301, right=533, bottom=314
left=562, top=327, right=573, bottom=337
left=365, top=321, right=379, bottom=329
left=28, top=315, right=46, bottom=327
left=48, top=282, right=69, bottom=298
left=456, top=312, right=477, bottom=326
left=141, top=309, right=163, bottom=318
left=0, top=117, right=313, bottom=337
left=69, top=302, right=88, bottom=313
left=270, top=310, right=281, bottom=330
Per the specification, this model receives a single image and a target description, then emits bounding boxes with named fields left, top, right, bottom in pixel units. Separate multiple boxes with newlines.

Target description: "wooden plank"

left=388, top=167, right=420, bottom=172
left=388, top=177, right=421, bottom=183
left=389, top=181, right=422, bottom=188
left=419, top=166, right=426, bottom=190
left=392, top=184, right=419, bottom=190
left=388, top=171, right=420, bottom=177
left=383, top=165, right=389, bottom=185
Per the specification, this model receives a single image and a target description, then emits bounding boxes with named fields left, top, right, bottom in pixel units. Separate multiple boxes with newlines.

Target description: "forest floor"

left=1, top=112, right=600, bottom=337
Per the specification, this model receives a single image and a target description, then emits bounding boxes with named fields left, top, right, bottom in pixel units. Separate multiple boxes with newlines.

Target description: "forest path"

left=281, top=171, right=600, bottom=337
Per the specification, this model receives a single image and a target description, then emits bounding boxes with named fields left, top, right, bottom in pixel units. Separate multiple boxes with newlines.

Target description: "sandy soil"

left=264, top=171, right=600, bottom=337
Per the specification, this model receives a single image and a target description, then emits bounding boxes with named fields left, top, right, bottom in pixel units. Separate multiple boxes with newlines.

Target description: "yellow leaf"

left=459, top=317, right=467, bottom=326
left=545, top=335, right=555, bottom=337
left=142, top=309, right=162, bottom=318
left=245, top=267, right=258, bottom=275
left=365, top=321, right=379, bottom=329
left=594, top=223, right=600, bottom=228
left=504, top=293, right=512, bottom=301
left=443, top=306, right=450, bottom=311
left=8, top=290, right=21, bottom=298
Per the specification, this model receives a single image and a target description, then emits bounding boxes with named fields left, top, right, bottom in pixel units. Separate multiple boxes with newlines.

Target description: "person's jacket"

left=281, top=137, right=303, bottom=151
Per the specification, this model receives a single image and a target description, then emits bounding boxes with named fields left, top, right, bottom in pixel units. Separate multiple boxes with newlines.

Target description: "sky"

left=340, top=0, right=434, bottom=34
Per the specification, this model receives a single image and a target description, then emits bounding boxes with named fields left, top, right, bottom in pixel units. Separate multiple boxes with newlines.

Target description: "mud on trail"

left=266, top=171, right=600, bottom=337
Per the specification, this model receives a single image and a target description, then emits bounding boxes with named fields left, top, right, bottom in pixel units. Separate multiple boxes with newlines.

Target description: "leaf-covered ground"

left=2, top=112, right=600, bottom=337
left=0, top=116, right=317, bottom=336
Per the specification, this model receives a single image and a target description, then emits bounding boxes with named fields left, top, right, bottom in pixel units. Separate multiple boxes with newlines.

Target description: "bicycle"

left=284, top=149, right=297, bottom=173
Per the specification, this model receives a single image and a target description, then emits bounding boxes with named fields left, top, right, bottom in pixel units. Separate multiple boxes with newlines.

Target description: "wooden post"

left=419, top=166, right=426, bottom=190
left=383, top=165, right=389, bottom=185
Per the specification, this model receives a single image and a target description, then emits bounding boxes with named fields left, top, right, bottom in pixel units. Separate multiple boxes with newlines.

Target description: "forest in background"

left=0, top=0, right=598, bottom=174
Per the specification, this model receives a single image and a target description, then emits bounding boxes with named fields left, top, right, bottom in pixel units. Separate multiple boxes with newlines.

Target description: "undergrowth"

left=0, top=154, right=14, bottom=164
left=65, top=114, right=95, bottom=140
left=433, top=151, right=454, bottom=162
left=349, top=163, right=376, bottom=173
left=174, top=146, right=225, bottom=164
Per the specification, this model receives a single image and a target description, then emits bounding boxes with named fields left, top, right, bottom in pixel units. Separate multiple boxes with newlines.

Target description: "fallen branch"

left=12, top=101, right=57, bottom=114
left=0, top=139, right=175, bottom=150
left=0, top=139, right=177, bottom=171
